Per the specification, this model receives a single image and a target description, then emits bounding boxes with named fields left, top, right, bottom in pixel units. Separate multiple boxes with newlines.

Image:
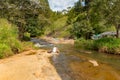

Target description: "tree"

left=0, top=0, right=51, bottom=40
left=90, top=0, right=120, bottom=38
left=67, top=0, right=104, bottom=39
left=105, top=0, right=120, bottom=38
left=67, top=0, right=120, bottom=39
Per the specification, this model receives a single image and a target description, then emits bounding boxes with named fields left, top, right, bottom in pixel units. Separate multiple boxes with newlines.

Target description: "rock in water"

left=89, top=60, right=99, bottom=67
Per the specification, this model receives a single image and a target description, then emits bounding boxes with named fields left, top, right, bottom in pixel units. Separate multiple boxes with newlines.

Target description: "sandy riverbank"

left=0, top=49, right=61, bottom=80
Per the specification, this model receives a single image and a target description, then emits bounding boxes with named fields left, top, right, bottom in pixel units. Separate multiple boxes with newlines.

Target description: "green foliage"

left=75, top=38, right=120, bottom=54
left=89, top=0, right=120, bottom=38
left=75, top=38, right=93, bottom=50
left=0, top=43, right=13, bottom=58
left=67, top=0, right=120, bottom=39
left=45, top=16, right=70, bottom=38
left=93, top=38, right=120, bottom=54
left=0, top=0, right=51, bottom=39
left=67, top=2, right=107, bottom=39
left=0, top=19, right=22, bottom=58
left=70, top=20, right=93, bottom=39
left=23, top=32, right=31, bottom=41
left=59, top=25, right=72, bottom=38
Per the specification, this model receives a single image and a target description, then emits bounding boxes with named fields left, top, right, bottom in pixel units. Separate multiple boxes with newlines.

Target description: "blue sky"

left=48, top=0, right=79, bottom=11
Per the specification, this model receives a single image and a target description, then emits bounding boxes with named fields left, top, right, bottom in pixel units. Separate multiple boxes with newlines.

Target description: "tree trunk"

left=18, top=27, right=24, bottom=40
left=116, top=24, right=120, bottom=38
left=18, top=23, right=25, bottom=41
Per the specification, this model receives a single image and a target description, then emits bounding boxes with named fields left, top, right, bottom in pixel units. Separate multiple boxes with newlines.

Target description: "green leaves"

left=0, top=19, right=22, bottom=58
left=0, top=0, right=51, bottom=39
left=67, top=0, right=120, bottom=39
left=71, top=20, right=93, bottom=39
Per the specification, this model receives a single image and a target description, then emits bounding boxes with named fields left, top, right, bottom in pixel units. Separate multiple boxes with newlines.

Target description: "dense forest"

left=0, top=0, right=120, bottom=58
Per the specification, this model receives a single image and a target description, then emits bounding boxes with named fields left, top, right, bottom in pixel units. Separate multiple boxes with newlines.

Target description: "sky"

left=48, top=0, right=79, bottom=11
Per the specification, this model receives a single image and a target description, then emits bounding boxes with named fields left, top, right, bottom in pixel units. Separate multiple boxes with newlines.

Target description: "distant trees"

left=67, top=0, right=120, bottom=39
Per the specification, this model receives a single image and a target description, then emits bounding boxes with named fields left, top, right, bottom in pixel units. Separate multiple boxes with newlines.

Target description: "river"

left=32, top=38, right=120, bottom=80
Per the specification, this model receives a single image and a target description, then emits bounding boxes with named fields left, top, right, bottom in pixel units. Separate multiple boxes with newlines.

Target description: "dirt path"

left=0, top=50, right=61, bottom=80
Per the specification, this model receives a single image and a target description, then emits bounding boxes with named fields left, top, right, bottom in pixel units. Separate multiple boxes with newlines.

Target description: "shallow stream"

left=31, top=38, right=120, bottom=80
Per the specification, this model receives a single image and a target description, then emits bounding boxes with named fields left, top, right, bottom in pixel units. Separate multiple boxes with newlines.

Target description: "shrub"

left=0, top=18, right=22, bottom=58
left=23, top=32, right=31, bottom=41
left=93, top=38, right=120, bottom=54
left=75, top=38, right=93, bottom=50
left=0, top=43, right=13, bottom=58
left=75, top=38, right=120, bottom=54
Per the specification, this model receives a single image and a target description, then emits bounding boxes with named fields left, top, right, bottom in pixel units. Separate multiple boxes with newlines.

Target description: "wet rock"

left=89, top=60, right=99, bottom=67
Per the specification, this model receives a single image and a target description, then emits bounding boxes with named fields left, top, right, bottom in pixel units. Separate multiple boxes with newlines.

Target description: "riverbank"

left=75, top=38, right=120, bottom=54
left=42, top=36, right=74, bottom=44
left=0, top=49, right=61, bottom=80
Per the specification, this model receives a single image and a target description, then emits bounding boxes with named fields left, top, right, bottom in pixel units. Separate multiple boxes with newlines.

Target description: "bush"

left=75, top=38, right=93, bottom=50
left=0, top=18, right=22, bottom=58
left=23, top=32, right=31, bottom=41
left=93, top=38, right=120, bottom=54
left=0, top=43, right=13, bottom=58
left=75, top=38, right=120, bottom=54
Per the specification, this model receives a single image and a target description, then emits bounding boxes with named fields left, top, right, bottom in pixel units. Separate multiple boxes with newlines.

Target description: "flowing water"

left=56, top=44, right=120, bottom=80
left=32, top=38, right=120, bottom=80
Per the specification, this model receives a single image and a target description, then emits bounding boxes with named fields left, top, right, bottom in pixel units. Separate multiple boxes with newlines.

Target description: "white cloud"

left=48, top=0, right=78, bottom=11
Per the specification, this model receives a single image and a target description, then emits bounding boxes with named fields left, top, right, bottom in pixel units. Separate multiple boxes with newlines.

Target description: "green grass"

left=0, top=43, right=13, bottom=58
left=93, top=38, right=120, bottom=54
left=75, top=38, right=93, bottom=50
left=75, top=38, right=120, bottom=54
left=0, top=18, right=22, bottom=58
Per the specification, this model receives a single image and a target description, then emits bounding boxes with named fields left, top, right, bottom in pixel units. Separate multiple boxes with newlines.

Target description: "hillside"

left=45, top=16, right=72, bottom=38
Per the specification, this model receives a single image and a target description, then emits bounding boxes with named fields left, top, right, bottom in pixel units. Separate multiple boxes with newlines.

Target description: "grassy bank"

left=0, top=19, right=21, bottom=58
left=0, top=19, right=34, bottom=58
left=75, top=38, right=120, bottom=54
left=45, top=16, right=71, bottom=38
